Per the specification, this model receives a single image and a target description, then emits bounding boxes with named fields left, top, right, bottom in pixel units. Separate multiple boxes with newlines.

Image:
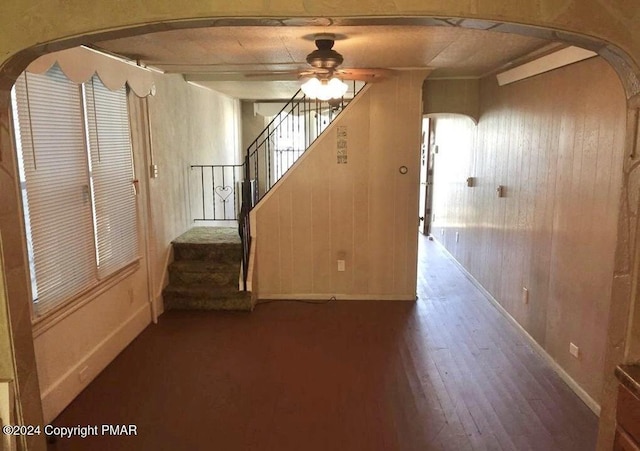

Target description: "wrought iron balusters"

left=191, top=80, right=365, bottom=290
left=190, top=164, right=243, bottom=221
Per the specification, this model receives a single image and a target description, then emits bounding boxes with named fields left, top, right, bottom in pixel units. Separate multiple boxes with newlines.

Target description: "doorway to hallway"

left=418, top=117, right=435, bottom=236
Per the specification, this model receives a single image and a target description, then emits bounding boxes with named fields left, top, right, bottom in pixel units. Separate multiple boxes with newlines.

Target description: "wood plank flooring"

left=47, top=235, right=597, bottom=450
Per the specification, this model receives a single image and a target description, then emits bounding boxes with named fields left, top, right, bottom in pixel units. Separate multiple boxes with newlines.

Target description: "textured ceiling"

left=96, top=25, right=554, bottom=100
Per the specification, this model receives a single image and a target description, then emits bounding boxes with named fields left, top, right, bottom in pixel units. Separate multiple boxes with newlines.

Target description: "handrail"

left=191, top=80, right=366, bottom=291
left=246, top=89, right=304, bottom=158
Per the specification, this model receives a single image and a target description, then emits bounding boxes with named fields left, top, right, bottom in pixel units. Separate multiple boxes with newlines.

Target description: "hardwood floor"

left=47, top=235, right=597, bottom=450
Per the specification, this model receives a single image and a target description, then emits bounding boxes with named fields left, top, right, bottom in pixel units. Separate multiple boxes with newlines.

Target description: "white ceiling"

left=95, top=25, right=556, bottom=100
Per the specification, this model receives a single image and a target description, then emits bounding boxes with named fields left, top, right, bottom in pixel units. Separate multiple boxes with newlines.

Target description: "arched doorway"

left=1, top=8, right=639, bottom=450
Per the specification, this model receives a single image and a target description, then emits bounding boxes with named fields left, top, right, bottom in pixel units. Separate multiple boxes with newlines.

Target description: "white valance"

left=26, top=46, right=155, bottom=97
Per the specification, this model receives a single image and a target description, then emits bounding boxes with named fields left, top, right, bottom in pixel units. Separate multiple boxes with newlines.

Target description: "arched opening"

left=0, top=13, right=637, bottom=450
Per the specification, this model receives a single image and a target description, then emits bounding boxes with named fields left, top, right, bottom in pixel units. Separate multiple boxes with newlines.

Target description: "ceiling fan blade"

left=243, top=70, right=296, bottom=75
left=242, top=71, right=302, bottom=80
left=242, top=68, right=332, bottom=80
left=336, top=68, right=393, bottom=82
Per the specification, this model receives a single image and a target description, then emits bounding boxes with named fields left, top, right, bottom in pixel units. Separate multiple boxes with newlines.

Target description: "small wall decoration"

left=337, top=126, right=347, bottom=164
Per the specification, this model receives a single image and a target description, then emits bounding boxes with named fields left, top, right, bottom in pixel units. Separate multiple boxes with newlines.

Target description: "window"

left=271, top=108, right=333, bottom=180
left=273, top=112, right=306, bottom=180
left=11, top=65, right=138, bottom=318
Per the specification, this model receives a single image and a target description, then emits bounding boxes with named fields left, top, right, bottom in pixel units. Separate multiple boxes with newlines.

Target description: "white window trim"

left=11, top=66, right=140, bottom=321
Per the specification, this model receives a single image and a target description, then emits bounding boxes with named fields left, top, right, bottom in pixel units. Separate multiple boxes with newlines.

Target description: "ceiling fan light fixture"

left=301, top=76, right=348, bottom=101
left=305, top=36, right=344, bottom=70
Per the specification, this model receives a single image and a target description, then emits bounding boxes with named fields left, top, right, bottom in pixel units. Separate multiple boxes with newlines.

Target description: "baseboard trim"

left=40, top=303, right=152, bottom=423
left=432, top=239, right=601, bottom=416
left=155, top=292, right=165, bottom=317
left=258, top=293, right=416, bottom=302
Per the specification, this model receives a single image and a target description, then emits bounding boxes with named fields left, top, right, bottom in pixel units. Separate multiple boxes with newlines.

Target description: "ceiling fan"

left=270, top=33, right=390, bottom=100
left=245, top=34, right=391, bottom=83
left=298, top=34, right=390, bottom=82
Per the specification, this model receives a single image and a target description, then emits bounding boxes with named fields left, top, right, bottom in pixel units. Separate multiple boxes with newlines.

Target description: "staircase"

left=171, top=82, right=367, bottom=311
left=162, top=227, right=253, bottom=311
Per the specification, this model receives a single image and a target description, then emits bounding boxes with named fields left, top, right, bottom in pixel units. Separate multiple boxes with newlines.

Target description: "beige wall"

left=253, top=71, right=427, bottom=300
left=144, top=74, right=242, bottom=305
left=0, top=3, right=640, bottom=450
left=430, top=56, right=626, bottom=405
left=241, top=101, right=269, bottom=155
left=33, top=271, right=151, bottom=423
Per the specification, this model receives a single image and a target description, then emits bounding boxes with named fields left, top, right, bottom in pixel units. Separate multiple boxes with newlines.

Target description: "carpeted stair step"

left=164, top=227, right=252, bottom=312
left=168, top=260, right=240, bottom=287
left=162, top=284, right=252, bottom=311
left=172, top=242, right=242, bottom=263
left=172, top=227, right=242, bottom=263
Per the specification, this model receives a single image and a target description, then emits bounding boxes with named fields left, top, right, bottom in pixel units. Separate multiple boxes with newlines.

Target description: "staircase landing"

left=162, top=227, right=253, bottom=312
left=172, top=227, right=240, bottom=245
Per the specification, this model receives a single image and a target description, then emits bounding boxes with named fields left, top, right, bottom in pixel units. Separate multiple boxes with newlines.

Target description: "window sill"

left=31, top=258, right=142, bottom=338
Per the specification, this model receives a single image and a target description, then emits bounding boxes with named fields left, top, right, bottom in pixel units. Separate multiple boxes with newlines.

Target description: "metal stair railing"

left=191, top=80, right=366, bottom=290
left=246, top=87, right=342, bottom=198
left=189, top=164, right=244, bottom=222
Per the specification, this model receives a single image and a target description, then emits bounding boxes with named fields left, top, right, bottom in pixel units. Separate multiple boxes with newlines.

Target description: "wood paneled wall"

left=253, top=71, right=427, bottom=300
left=430, top=57, right=626, bottom=404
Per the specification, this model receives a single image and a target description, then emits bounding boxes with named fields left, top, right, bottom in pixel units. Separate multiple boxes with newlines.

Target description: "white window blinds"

left=11, top=65, right=139, bottom=317
left=84, top=77, right=138, bottom=278
left=13, top=66, right=98, bottom=315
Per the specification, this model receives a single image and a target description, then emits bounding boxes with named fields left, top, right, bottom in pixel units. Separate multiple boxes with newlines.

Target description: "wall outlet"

left=522, top=287, right=529, bottom=304
left=455, top=232, right=460, bottom=243
left=337, top=260, right=346, bottom=272
left=569, top=342, right=580, bottom=359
